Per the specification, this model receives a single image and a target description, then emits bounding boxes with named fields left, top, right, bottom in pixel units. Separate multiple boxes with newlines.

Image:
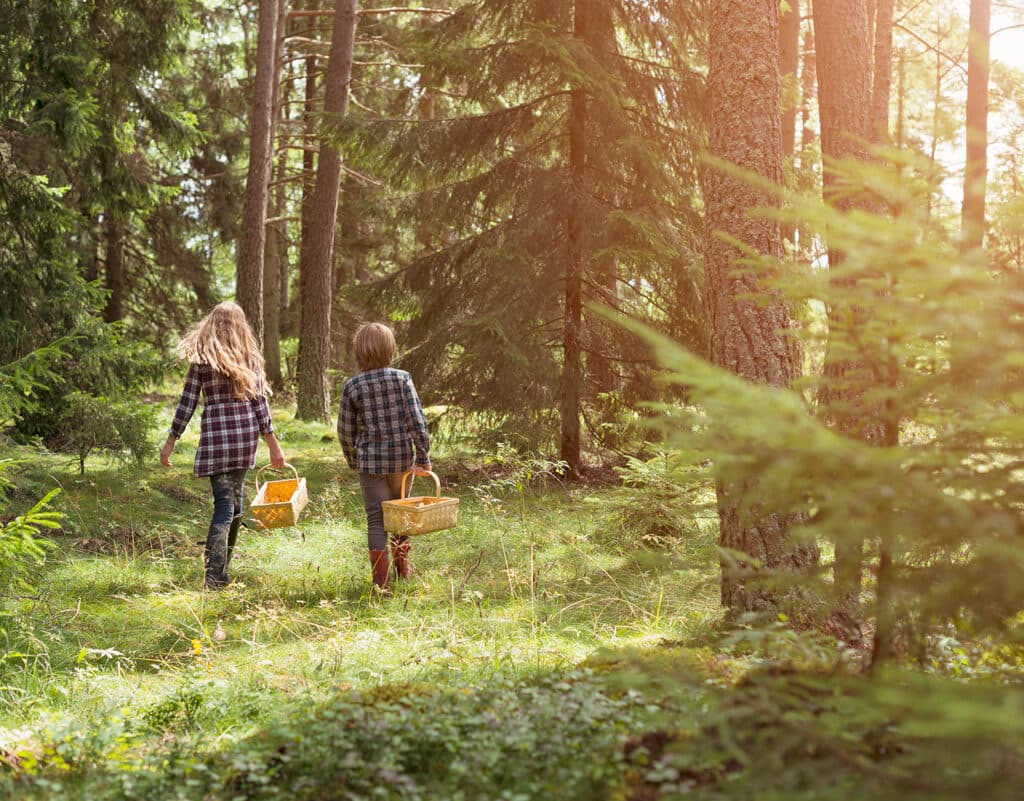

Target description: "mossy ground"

left=1, top=404, right=725, bottom=799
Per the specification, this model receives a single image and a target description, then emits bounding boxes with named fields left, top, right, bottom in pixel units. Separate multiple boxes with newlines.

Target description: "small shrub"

left=56, top=392, right=156, bottom=474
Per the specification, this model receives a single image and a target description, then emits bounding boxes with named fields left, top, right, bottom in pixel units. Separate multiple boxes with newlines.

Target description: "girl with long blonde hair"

left=160, top=302, right=285, bottom=589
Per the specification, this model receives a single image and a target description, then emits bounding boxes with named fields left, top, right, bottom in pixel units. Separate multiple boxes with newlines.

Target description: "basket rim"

left=382, top=497, right=459, bottom=508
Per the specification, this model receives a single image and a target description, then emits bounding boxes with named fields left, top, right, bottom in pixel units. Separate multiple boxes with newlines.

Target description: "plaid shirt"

left=337, top=367, right=430, bottom=475
left=169, top=363, right=274, bottom=477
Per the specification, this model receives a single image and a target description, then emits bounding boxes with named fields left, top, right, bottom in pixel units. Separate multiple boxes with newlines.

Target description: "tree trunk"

left=704, top=0, right=811, bottom=612
left=813, top=0, right=880, bottom=632
left=961, top=0, right=991, bottom=252
left=779, top=0, right=800, bottom=247
left=583, top=1, right=619, bottom=398
left=237, top=0, right=281, bottom=344
left=295, top=0, right=358, bottom=421
left=103, top=215, right=125, bottom=323
left=264, top=0, right=290, bottom=390
left=869, top=0, right=895, bottom=143
left=779, top=0, right=800, bottom=162
left=290, top=48, right=319, bottom=337
left=560, top=0, right=587, bottom=478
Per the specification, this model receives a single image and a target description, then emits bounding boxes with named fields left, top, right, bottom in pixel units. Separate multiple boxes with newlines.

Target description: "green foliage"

left=609, top=660, right=1024, bottom=801
left=0, top=460, right=59, bottom=643
left=607, top=452, right=712, bottom=549
left=11, top=321, right=162, bottom=463
left=58, top=393, right=156, bottom=475
left=351, top=0, right=707, bottom=438
left=618, top=149, right=1024, bottom=656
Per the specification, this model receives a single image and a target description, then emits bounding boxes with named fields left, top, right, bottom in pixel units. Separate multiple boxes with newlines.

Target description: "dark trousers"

left=358, top=472, right=404, bottom=550
left=206, top=468, right=247, bottom=586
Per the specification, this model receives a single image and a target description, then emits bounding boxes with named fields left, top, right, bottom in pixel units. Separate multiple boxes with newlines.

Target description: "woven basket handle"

left=256, top=462, right=299, bottom=493
left=400, top=470, right=441, bottom=500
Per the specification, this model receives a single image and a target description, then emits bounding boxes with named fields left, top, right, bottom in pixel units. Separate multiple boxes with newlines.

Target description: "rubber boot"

left=224, top=514, right=242, bottom=571
left=369, top=550, right=391, bottom=594
left=204, top=522, right=231, bottom=589
left=391, top=535, right=414, bottom=579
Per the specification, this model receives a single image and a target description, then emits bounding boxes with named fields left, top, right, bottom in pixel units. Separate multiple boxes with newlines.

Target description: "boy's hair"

left=353, top=323, right=398, bottom=371
left=178, top=301, right=265, bottom=399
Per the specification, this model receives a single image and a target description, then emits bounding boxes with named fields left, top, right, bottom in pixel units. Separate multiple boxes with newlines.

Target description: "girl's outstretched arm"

left=161, top=364, right=202, bottom=466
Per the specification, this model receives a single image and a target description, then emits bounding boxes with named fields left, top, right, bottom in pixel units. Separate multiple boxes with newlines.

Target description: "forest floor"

left=1, top=404, right=732, bottom=799
left=3, top=404, right=1022, bottom=800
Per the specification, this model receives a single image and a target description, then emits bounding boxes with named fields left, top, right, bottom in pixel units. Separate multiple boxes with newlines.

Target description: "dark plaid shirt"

left=169, top=363, right=274, bottom=477
left=338, top=367, right=430, bottom=475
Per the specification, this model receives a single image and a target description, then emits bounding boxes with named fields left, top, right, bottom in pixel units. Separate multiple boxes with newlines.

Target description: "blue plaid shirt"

left=337, top=367, right=431, bottom=475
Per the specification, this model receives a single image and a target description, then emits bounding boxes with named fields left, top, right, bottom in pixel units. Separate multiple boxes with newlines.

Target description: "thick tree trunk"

left=813, top=0, right=880, bottom=632
left=264, top=0, right=290, bottom=390
left=237, top=0, right=281, bottom=343
left=295, top=0, right=358, bottom=421
left=704, top=0, right=811, bottom=612
left=869, top=0, right=895, bottom=143
left=103, top=215, right=125, bottom=323
left=560, top=0, right=587, bottom=478
left=962, top=0, right=991, bottom=252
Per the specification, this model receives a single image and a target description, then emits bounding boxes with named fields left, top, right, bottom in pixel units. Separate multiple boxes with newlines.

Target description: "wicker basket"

left=382, top=470, right=459, bottom=536
left=251, top=463, right=309, bottom=530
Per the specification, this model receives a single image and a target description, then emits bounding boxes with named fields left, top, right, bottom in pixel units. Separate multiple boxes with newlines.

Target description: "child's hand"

left=413, top=463, right=432, bottom=476
left=159, top=437, right=175, bottom=467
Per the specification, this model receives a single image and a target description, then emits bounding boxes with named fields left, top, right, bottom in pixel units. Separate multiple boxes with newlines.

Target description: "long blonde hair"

left=179, top=302, right=264, bottom=399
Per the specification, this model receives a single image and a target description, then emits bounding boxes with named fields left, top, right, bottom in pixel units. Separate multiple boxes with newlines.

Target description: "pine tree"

left=357, top=0, right=705, bottom=462
left=295, top=0, right=359, bottom=421
left=704, top=0, right=814, bottom=612
left=238, top=0, right=285, bottom=344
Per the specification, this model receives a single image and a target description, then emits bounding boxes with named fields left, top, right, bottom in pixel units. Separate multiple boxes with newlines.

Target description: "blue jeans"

left=359, top=473, right=403, bottom=550
left=206, top=468, right=247, bottom=587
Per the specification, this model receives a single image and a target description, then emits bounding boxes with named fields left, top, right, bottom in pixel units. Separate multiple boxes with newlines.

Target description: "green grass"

left=0, top=406, right=724, bottom=798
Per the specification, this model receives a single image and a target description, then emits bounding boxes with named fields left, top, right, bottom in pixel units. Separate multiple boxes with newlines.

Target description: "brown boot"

left=391, top=536, right=414, bottom=579
left=369, top=549, right=391, bottom=594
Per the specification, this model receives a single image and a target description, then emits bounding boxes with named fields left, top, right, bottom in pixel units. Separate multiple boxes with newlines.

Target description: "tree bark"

left=869, top=0, right=895, bottom=143
left=103, top=215, right=125, bottom=323
left=779, top=0, right=800, bottom=247
left=813, top=0, right=879, bottom=632
left=295, top=0, right=358, bottom=421
left=237, top=0, right=281, bottom=343
left=779, top=0, right=800, bottom=162
left=704, top=0, right=811, bottom=612
left=560, top=0, right=587, bottom=479
left=961, top=0, right=991, bottom=252
left=264, top=0, right=290, bottom=389
left=584, top=1, right=619, bottom=397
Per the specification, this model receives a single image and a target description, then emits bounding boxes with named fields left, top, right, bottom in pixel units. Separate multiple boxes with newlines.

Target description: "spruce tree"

left=356, top=0, right=706, bottom=466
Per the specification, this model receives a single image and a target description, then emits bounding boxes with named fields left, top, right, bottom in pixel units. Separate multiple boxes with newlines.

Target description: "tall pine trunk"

left=295, top=0, right=358, bottom=421
left=704, top=0, right=811, bottom=612
left=869, top=0, right=895, bottom=143
left=263, top=0, right=289, bottom=389
left=813, top=0, right=880, bottom=632
left=961, top=0, right=991, bottom=252
left=779, top=0, right=800, bottom=246
left=237, top=0, right=282, bottom=343
left=560, top=0, right=587, bottom=478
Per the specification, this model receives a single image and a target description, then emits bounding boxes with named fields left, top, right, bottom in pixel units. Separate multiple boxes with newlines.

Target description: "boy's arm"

left=337, top=382, right=358, bottom=469
left=403, top=376, right=431, bottom=469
